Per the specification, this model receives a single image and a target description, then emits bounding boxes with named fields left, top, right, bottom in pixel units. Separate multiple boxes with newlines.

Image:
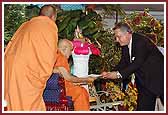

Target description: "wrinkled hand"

left=101, top=71, right=117, bottom=79
left=53, top=67, right=61, bottom=74
left=101, top=71, right=108, bottom=76
left=87, top=76, right=97, bottom=83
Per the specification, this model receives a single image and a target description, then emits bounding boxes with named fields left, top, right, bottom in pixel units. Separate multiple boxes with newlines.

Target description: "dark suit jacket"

left=116, top=33, right=164, bottom=96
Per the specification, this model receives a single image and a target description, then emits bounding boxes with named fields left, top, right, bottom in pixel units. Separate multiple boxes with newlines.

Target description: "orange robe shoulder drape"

left=54, top=51, right=90, bottom=111
left=4, top=16, right=58, bottom=111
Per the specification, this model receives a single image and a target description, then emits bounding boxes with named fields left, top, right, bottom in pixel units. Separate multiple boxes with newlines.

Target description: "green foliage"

left=4, top=4, right=39, bottom=47
left=56, top=9, right=103, bottom=41
left=89, top=29, right=121, bottom=74
left=4, top=4, right=27, bottom=47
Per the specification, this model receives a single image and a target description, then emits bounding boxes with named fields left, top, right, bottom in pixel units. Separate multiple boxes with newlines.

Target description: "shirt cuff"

left=116, top=71, right=122, bottom=78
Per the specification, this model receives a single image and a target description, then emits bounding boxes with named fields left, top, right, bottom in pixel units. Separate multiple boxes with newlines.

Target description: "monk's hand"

left=87, top=76, right=96, bottom=83
left=53, top=67, right=61, bottom=74
left=101, top=71, right=118, bottom=79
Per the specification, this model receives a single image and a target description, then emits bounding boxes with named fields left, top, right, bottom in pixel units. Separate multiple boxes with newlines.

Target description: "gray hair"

left=113, top=22, right=132, bottom=34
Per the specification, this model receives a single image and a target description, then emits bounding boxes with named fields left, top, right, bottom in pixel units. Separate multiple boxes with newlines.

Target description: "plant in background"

left=123, top=8, right=164, bottom=47
left=4, top=4, right=28, bottom=47
left=4, top=4, right=40, bottom=48
left=122, top=82, right=138, bottom=111
left=106, top=78, right=138, bottom=111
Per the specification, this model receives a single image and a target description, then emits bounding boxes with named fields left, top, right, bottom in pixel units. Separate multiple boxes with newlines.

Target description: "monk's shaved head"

left=58, top=39, right=73, bottom=59
left=39, top=5, right=57, bottom=21
left=58, top=39, right=73, bottom=49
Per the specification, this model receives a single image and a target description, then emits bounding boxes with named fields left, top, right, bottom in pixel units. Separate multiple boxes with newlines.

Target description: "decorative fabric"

left=43, top=73, right=74, bottom=111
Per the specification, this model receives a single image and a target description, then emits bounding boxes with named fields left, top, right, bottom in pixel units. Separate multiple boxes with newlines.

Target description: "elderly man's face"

left=114, top=29, right=131, bottom=46
left=63, top=43, right=73, bottom=59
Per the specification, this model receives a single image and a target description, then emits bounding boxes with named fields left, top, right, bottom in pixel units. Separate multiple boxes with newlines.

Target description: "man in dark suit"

left=101, top=22, right=164, bottom=111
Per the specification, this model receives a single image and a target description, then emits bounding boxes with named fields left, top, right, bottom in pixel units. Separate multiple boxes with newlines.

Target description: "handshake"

left=89, top=71, right=122, bottom=79
left=101, top=71, right=121, bottom=79
left=89, top=71, right=121, bottom=80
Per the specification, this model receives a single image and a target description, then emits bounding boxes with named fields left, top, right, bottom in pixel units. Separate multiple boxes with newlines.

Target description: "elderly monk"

left=4, top=5, right=58, bottom=111
left=53, top=39, right=96, bottom=111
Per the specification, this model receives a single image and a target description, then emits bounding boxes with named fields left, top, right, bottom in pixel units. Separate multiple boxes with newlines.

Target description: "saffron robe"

left=54, top=51, right=90, bottom=111
left=4, top=16, right=58, bottom=111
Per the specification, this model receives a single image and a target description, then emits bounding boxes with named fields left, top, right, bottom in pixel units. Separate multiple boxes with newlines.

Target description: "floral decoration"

left=123, top=8, right=164, bottom=46
left=105, top=80, right=138, bottom=111
left=72, top=26, right=101, bottom=56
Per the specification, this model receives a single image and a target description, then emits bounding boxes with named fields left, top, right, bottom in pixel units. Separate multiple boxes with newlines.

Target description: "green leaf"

left=92, top=32, right=102, bottom=39
left=78, top=19, right=90, bottom=30
left=57, top=17, right=71, bottom=32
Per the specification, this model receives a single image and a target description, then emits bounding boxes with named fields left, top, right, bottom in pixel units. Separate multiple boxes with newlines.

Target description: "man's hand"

left=101, top=71, right=118, bottom=79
